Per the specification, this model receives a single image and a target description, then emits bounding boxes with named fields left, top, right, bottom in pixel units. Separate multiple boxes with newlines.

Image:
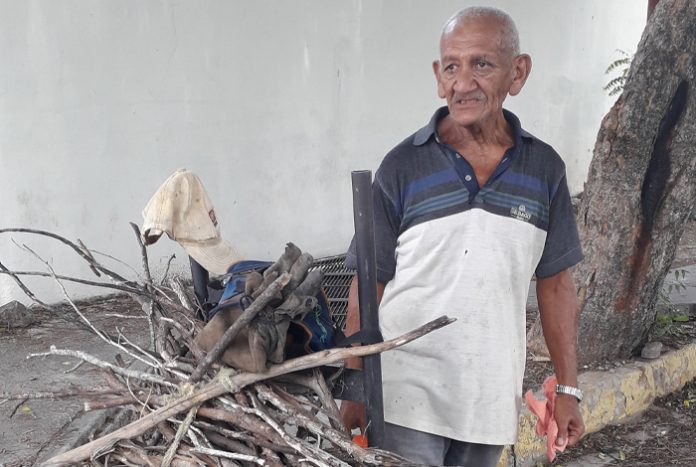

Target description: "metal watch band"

left=556, top=384, right=583, bottom=402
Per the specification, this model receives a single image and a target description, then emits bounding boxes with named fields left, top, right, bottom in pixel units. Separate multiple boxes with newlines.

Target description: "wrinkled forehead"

left=440, top=15, right=511, bottom=57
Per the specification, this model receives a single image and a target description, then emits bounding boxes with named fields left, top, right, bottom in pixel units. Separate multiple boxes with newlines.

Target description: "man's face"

left=433, top=17, right=522, bottom=128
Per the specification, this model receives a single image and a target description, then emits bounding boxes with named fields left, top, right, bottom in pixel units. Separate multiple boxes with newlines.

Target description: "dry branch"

left=42, top=316, right=452, bottom=466
left=1, top=229, right=452, bottom=466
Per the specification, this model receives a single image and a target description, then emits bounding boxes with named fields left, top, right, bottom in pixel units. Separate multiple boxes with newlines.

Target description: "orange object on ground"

left=352, top=434, right=368, bottom=448
left=524, top=375, right=568, bottom=462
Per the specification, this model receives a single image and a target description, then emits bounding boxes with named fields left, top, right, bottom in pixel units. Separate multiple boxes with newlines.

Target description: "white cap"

left=141, top=168, right=242, bottom=275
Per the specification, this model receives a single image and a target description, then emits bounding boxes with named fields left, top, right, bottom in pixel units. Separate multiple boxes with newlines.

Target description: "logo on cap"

left=209, top=209, right=218, bottom=226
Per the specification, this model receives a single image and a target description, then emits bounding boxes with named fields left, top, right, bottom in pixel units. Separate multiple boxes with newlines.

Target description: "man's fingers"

left=340, top=400, right=367, bottom=432
left=566, top=420, right=586, bottom=446
left=555, top=415, right=569, bottom=446
left=554, top=396, right=584, bottom=448
left=566, top=428, right=581, bottom=446
left=555, top=431, right=568, bottom=447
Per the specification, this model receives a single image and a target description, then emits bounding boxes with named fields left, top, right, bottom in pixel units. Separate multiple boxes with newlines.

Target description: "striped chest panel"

left=393, top=142, right=556, bottom=236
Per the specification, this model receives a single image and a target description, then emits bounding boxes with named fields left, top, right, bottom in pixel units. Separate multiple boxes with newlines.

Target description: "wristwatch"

left=556, top=384, right=583, bottom=402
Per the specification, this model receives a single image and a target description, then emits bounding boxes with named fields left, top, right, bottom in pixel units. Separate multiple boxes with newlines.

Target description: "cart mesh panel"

left=311, top=254, right=352, bottom=330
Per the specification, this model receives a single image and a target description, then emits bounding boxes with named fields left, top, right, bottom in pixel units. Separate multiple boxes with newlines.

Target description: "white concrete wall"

left=0, top=0, right=646, bottom=305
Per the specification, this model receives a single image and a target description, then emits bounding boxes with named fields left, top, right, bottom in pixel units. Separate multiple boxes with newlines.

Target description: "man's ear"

left=432, top=60, right=446, bottom=99
left=509, top=54, right=532, bottom=96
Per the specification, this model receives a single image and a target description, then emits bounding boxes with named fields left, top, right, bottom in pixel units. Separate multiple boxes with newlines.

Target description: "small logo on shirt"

left=510, top=204, right=532, bottom=222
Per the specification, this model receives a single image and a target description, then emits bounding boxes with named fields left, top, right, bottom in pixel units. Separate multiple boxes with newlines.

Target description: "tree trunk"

left=529, top=0, right=696, bottom=365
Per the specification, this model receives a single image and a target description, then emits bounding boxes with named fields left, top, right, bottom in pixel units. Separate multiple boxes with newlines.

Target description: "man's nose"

left=452, top=68, right=476, bottom=93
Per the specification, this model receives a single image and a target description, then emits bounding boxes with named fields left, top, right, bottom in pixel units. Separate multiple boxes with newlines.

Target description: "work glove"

left=194, top=243, right=323, bottom=373
left=248, top=245, right=323, bottom=366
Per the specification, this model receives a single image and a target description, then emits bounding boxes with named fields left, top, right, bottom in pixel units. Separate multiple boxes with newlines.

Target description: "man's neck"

left=438, top=112, right=514, bottom=155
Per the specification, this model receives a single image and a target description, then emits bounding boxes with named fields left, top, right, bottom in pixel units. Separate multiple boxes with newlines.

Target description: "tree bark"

left=528, top=0, right=696, bottom=365
left=565, top=0, right=696, bottom=365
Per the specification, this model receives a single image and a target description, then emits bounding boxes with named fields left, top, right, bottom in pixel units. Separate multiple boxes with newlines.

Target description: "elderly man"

left=341, top=6, right=585, bottom=466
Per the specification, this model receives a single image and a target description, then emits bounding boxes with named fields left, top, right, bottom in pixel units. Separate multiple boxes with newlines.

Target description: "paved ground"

left=0, top=296, right=148, bottom=466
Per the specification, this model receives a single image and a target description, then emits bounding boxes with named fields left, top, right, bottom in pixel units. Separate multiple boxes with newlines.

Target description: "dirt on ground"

left=1, top=223, right=696, bottom=466
left=553, top=378, right=696, bottom=466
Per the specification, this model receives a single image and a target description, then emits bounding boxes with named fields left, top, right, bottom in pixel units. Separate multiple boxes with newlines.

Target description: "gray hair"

left=441, top=6, right=520, bottom=57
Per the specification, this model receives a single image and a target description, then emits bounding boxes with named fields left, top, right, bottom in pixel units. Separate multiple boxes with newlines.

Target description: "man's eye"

left=444, top=64, right=457, bottom=72
left=475, top=60, right=490, bottom=69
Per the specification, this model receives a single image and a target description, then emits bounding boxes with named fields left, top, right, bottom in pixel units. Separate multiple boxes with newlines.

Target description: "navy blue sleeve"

left=345, top=173, right=400, bottom=284
left=535, top=174, right=583, bottom=278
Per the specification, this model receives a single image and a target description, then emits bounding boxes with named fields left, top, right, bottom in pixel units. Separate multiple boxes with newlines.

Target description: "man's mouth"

left=453, top=93, right=485, bottom=105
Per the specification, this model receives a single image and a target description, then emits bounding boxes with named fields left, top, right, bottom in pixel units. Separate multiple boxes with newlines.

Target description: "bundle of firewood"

left=0, top=227, right=452, bottom=467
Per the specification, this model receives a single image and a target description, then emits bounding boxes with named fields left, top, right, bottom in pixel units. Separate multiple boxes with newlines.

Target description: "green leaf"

left=605, top=58, right=631, bottom=73
left=673, top=315, right=689, bottom=322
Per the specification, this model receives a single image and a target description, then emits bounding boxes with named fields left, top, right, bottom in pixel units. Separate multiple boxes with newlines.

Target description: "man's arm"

left=536, top=268, right=585, bottom=447
left=340, top=275, right=386, bottom=432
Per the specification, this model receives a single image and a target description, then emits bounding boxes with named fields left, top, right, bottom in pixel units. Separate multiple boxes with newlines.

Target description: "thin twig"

left=168, top=276, right=195, bottom=312
left=249, top=392, right=340, bottom=467
left=9, top=397, right=29, bottom=418
left=191, top=446, right=266, bottom=465
left=16, top=242, right=158, bottom=367
left=162, top=401, right=199, bottom=467
left=18, top=242, right=163, bottom=370
left=0, top=228, right=132, bottom=283
left=0, top=229, right=193, bottom=322
left=160, top=254, right=177, bottom=286
left=89, top=248, right=143, bottom=280
left=28, top=346, right=176, bottom=388
left=0, top=260, right=52, bottom=309
left=0, top=270, right=143, bottom=295
left=257, top=384, right=398, bottom=465
left=77, top=239, right=102, bottom=277
left=129, top=223, right=153, bottom=288
left=0, top=389, right=119, bottom=401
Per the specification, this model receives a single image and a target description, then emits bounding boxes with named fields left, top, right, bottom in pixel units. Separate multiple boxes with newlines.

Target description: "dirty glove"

left=195, top=243, right=323, bottom=373
left=248, top=248, right=323, bottom=366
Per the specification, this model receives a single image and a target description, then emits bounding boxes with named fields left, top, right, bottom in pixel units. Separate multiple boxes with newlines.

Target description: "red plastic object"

left=352, top=434, right=368, bottom=448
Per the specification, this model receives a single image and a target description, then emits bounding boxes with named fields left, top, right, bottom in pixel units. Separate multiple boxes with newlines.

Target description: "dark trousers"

left=383, top=422, right=504, bottom=467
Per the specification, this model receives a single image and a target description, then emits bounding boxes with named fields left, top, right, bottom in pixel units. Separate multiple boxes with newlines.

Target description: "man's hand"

left=554, top=394, right=585, bottom=447
left=340, top=400, right=367, bottom=434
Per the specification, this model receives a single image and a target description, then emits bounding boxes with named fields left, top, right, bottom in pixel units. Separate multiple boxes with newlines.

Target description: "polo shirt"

left=345, top=107, right=582, bottom=445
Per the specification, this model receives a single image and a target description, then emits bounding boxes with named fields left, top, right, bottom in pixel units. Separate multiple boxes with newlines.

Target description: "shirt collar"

left=412, top=106, right=533, bottom=147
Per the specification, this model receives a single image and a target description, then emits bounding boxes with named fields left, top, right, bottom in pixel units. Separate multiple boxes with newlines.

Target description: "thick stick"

left=42, top=315, right=454, bottom=466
